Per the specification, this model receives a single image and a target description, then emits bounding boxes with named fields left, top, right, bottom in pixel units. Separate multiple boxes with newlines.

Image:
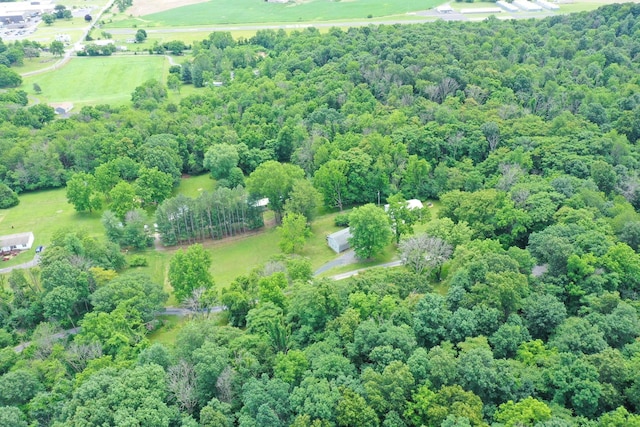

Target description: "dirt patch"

left=129, top=0, right=211, bottom=16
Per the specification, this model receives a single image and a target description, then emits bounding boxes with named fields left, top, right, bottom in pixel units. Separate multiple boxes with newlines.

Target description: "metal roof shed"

left=327, top=227, right=352, bottom=254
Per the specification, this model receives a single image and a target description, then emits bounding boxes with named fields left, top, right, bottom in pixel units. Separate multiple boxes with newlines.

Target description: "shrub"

left=128, top=255, right=148, bottom=267
left=0, top=184, right=19, bottom=209
left=334, top=213, right=350, bottom=227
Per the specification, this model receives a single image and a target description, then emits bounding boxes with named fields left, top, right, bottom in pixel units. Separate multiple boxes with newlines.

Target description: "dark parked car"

left=35, top=245, right=43, bottom=253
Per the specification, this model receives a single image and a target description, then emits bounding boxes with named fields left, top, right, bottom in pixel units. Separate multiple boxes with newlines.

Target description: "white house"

left=327, top=228, right=352, bottom=254
left=0, top=232, right=34, bottom=254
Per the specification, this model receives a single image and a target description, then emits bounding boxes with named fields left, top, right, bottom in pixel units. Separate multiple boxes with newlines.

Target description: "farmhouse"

left=0, top=232, right=35, bottom=255
left=327, top=227, right=352, bottom=254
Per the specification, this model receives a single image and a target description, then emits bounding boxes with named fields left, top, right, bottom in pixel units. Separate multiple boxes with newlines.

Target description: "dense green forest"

left=2, top=3, right=640, bottom=426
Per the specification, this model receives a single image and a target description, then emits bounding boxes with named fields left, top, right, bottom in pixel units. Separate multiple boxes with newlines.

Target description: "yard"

left=21, top=55, right=171, bottom=108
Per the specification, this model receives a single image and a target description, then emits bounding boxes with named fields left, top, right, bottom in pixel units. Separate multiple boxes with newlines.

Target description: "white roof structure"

left=513, top=0, right=543, bottom=11
left=534, top=0, right=560, bottom=10
left=461, top=7, right=502, bottom=13
left=0, top=0, right=55, bottom=15
left=252, top=198, right=269, bottom=208
left=436, top=4, right=454, bottom=13
left=327, top=227, right=352, bottom=253
left=0, top=232, right=34, bottom=252
left=384, top=199, right=424, bottom=212
left=497, top=1, right=519, bottom=12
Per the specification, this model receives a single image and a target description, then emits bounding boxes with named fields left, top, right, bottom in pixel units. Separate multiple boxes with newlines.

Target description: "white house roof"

left=253, top=198, right=269, bottom=208
left=0, top=232, right=34, bottom=248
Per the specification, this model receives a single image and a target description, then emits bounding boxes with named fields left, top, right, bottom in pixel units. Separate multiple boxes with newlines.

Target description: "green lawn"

left=113, top=0, right=442, bottom=27
left=21, top=55, right=170, bottom=108
left=174, top=174, right=215, bottom=199
left=147, top=314, right=188, bottom=345
left=0, top=188, right=103, bottom=268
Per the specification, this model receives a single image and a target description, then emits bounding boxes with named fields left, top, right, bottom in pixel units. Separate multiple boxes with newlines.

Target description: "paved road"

left=313, top=249, right=357, bottom=276
left=328, top=260, right=404, bottom=281
left=13, top=327, right=80, bottom=353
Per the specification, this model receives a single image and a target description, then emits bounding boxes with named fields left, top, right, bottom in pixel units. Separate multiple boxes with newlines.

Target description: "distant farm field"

left=132, top=0, right=441, bottom=26
left=22, top=55, right=170, bottom=108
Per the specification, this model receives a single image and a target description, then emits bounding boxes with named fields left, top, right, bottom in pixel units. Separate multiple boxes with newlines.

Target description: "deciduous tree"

left=246, top=160, right=305, bottom=223
left=279, top=212, right=310, bottom=254
left=349, top=204, right=392, bottom=259
left=168, top=244, right=214, bottom=303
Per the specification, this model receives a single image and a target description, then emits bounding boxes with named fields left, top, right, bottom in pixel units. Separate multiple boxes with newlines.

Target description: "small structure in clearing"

left=327, top=227, right=352, bottom=254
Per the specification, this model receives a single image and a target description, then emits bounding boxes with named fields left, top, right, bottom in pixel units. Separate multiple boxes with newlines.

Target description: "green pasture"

left=110, top=0, right=442, bottom=27
left=21, top=55, right=170, bottom=108
left=13, top=55, right=60, bottom=75
left=174, top=174, right=215, bottom=199
left=0, top=188, right=103, bottom=268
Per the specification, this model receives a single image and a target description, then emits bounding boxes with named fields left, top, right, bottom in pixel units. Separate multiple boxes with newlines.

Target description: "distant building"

left=0, top=0, right=55, bottom=16
left=436, top=4, right=454, bottom=13
left=383, top=199, right=424, bottom=212
left=0, top=232, right=35, bottom=254
left=0, top=13, right=27, bottom=28
left=327, top=228, right=352, bottom=254
left=50, top=102, right=73, bottom=116
left=266, top=0, right=288, bottom=3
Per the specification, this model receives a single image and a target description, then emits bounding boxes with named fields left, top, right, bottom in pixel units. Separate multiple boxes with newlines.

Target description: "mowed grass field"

left=22, top=55, right=170, bottom=108
left=124, top=0, right=442, bottom=27
left=0, top=188, right=104, bottom=268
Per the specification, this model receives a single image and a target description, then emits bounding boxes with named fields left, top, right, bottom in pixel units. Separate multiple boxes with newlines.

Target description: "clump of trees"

left=0, top=183, right=19, bottom=208
left=155, top=187, right=264, bottom=246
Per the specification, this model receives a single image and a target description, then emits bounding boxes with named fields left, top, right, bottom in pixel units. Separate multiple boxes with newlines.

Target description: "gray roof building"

left=327, top=227, right=352, bottom=254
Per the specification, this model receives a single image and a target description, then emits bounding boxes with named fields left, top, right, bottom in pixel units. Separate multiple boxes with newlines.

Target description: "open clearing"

left=22, top=55, right=170, bottom=108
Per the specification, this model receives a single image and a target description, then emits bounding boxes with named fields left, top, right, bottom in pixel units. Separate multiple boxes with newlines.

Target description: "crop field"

left=108, top=0, right=442, bottom=27
left=22, top=55, right=170, bottom=108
